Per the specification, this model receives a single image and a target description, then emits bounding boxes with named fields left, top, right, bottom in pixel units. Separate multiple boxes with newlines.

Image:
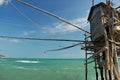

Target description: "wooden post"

left=85, top=33, right=88, bottom=80
left=105, top=47, right=110, bottom=80
left=92, top=0, right=94, bottom=6
left=95, top=59, right=98, bottom=80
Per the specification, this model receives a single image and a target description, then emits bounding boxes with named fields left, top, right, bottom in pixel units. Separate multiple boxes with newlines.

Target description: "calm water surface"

left=0, top=58, right=98, bottom=80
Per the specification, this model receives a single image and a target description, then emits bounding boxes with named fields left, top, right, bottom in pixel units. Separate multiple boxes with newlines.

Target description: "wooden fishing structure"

left=85, top=0, right=120, bottom=80
left=0, top=0, right=120, bottom=80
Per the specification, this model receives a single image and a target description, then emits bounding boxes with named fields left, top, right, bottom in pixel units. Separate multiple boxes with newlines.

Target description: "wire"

left=10, top=2, right=40, bottom=28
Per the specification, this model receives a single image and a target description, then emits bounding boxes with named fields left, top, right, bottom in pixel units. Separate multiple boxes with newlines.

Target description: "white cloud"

left=0, top=37, right=6, bottom=40
left=22, top=31, right=36, bottom=36
left=0, top=0, right=4, bottom=5
left=0, top=0, right=11, bottom=6
left=10, top=39, right=20, bottom=43
left=0, top=38, right=21, bottom=43
left=42, top=16, right=88, bottom=34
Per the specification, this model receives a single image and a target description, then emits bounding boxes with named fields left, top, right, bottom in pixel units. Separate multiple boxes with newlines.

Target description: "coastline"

left=0, top=55, right=9, bottom=58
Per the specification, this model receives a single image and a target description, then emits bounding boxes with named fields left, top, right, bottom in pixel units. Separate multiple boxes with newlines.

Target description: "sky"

left=0, top=0, right=120, bottom=58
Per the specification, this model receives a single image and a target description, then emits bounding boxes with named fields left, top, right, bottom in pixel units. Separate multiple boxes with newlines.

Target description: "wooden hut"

left=88, top=2, right=120, bottom=48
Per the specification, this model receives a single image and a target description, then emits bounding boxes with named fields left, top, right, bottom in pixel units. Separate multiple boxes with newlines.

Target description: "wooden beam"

left=87, top=46, right=106, bottom=60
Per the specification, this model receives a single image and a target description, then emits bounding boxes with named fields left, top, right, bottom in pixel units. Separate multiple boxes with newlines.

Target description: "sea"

left=0, top=58, right=101, bottom=80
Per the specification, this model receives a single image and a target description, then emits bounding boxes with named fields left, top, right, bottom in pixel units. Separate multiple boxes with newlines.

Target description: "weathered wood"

left=84, top=60, right=95, bottom=65
left=89, top=6, right=104, bottom=41
left=87, top=46, right=106, bottom=60
left=95, top=59, right=99, bottom=80
left=85, top=33, right=88, bottom=80
left=87, top=2, right=120, bottom=80
left=109, top=39, right=120, bottom=46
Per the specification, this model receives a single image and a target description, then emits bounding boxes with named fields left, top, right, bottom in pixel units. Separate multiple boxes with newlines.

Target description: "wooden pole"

left=95, top=59, right=98, bottom=80
left=85, top=33, right=88, bottom=80
left=104, top=47, right=109, bottom=80
left=106, top=0, right=110, bottom=5
left=92, top=0, right=94, bottom=6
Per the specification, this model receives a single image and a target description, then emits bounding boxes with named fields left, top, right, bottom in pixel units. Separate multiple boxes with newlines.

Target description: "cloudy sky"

left=0, top=0, right=119, bottom=58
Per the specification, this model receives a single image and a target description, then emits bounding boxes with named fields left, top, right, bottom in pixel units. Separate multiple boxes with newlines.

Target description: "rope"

left=10, top=2, right=40, bottom=27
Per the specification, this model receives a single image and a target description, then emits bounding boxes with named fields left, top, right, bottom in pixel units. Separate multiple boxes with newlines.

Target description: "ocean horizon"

left=0, top=58, right=99, bottom=80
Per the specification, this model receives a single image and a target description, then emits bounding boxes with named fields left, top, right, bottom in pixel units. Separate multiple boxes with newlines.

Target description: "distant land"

left=0, top=55, right=8, bottom=58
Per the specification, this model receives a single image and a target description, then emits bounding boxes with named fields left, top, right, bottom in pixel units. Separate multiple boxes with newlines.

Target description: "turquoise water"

left=0, top=58, right=96, bottom=80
